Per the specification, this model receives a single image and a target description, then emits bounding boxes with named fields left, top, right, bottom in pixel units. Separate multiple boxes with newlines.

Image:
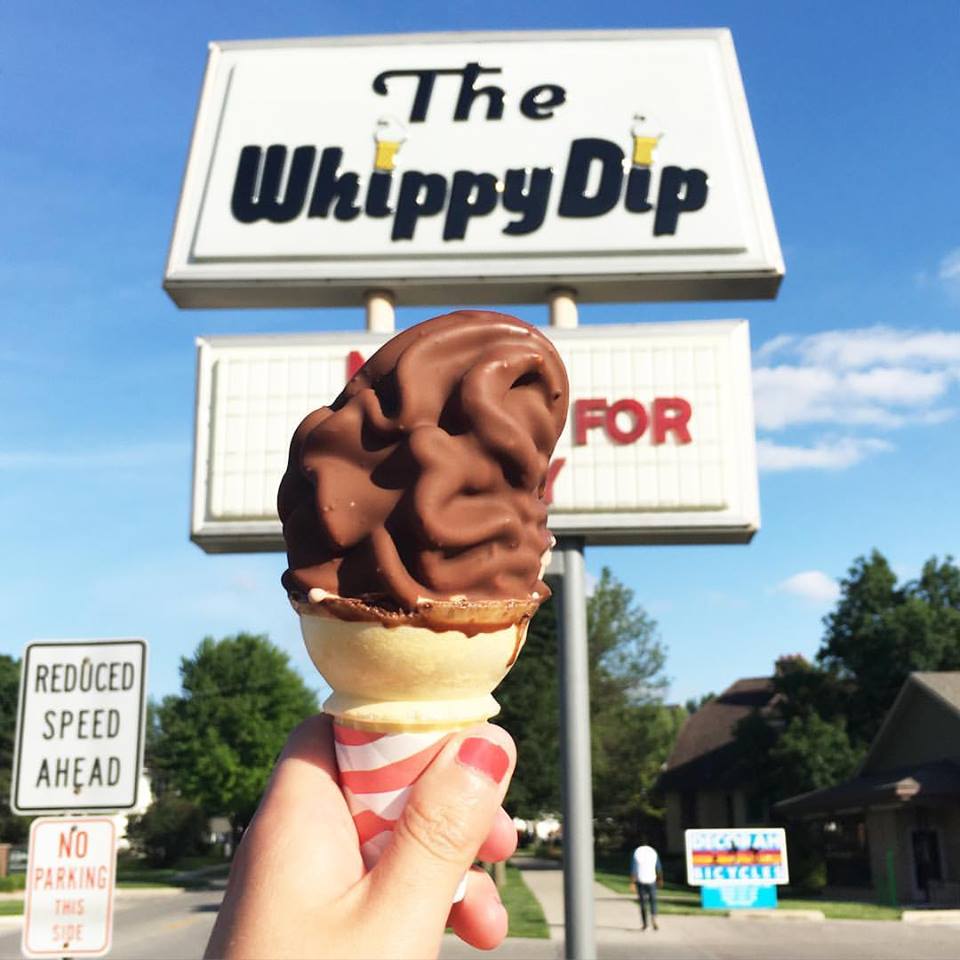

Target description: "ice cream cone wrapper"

left=295, top=593, right=537, bottom=904
left=333, top=721, right=469, bottom=902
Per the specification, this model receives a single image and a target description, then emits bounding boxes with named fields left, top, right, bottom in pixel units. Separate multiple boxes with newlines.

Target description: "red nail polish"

left=457, top=737, right=510, bottom=784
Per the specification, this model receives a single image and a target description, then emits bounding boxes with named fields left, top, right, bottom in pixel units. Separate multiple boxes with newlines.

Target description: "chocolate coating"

left=278, top=311, right=569, bottom=612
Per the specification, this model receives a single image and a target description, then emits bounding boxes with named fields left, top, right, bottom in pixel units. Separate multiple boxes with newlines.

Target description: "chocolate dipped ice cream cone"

left=278, top=310, right=568, bottom=887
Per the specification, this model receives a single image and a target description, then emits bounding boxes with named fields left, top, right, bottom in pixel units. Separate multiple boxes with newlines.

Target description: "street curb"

left=901, top=909, right=960, bottom=925
left=728, top=909, right=825, bottom=921
left=116, top=886, right=187, bottom=898
left=0, top=916, right=22, bottom=928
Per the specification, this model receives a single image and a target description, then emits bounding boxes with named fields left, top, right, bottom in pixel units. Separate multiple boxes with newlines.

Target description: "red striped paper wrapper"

left=333, top=722, right=468, bottom=902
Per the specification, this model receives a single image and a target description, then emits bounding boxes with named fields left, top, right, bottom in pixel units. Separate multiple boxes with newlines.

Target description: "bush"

left=126, top=795, right=209, bottom=868
left=533, top=839, right=562, bottom=861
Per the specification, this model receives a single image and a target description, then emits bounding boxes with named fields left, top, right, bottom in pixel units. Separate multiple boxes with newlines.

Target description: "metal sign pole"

left=556, top=538, right=597, bottom=959
left=548, top=288, right=596, bottom=958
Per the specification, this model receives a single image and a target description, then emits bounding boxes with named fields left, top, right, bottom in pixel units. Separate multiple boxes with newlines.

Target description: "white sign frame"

left=685, top=827, right=790, bottom=886
left=12, top=640, right=148, bottom=815
left=164, top=29, right=783, bottom=308
left=189, top=320, right=759, bottom=553
left=22, top=816, right=117, bottom=959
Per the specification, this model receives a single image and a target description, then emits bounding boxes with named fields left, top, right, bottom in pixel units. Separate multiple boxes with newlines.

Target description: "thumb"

left=363, top=723, right=515, bottom=929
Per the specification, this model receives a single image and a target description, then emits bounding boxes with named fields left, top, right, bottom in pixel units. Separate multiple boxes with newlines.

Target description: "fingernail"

left=457, top=737, right=510, bottom=784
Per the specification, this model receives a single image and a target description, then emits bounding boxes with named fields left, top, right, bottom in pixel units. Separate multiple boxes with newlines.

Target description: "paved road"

left=2, top=863, right=959, bottom=959
left=0, top=884, right=222, bottom=960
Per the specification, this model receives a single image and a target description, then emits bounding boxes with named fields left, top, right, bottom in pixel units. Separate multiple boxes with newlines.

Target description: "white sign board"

left=23, top=817, right=117, bottom=958
left=165, top=30, right=782, bottom=307
left=12, top=640, right=148, bottom=814
left=190, top=321, right=758, bottom=552
left=685, top=827, right=789, bottom=885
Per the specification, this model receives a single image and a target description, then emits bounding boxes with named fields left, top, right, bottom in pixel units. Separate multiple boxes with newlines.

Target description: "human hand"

left=205, top=714, right=518, bottom=959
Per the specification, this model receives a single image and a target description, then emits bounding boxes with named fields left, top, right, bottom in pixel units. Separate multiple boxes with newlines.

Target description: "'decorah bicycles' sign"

left=165, top=30, right=782, bottom=308
left=685, top=828, right=790, bottom=886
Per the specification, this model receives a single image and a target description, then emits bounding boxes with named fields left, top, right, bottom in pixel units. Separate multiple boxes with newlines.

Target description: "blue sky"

left=2, top=1, right=959, bottom=708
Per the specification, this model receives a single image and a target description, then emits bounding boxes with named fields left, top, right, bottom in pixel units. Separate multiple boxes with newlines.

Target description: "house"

left=776, top=672, right=960, bottom=905
left=657, top=677, right=778, bottom=856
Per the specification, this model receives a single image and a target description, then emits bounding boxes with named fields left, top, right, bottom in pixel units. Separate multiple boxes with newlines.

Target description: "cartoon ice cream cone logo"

left=630, top=113, right=662, bottom=167
left=373, top=115, right=406, bottom=172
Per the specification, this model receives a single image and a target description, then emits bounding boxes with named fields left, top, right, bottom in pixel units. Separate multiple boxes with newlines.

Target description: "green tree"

left=588, top=568, right=671, bottom=848
left=0, top=655, right=30, bottom=843
left=126, top=795, right=209, bottom=867
left=497, top=598, right=562, bottom=818
left=819, top=551, right=960, bottom=743
left=498, top=567, right=674, bottom=850
left=768, top=713, right=859, bottom=799
left=588, top=568, right=667, bottom=705
left=153, top=634, right=317, bottom=832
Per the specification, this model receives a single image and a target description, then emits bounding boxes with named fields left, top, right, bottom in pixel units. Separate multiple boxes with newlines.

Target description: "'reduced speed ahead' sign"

left=11, top=640, right=148, bottom=814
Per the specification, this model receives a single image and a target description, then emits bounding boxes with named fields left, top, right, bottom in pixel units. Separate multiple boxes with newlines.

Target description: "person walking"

left=629, top=838, right=663, bottom=931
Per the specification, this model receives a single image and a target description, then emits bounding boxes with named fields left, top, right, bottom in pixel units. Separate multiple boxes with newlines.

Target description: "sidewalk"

left=515, top=858, right=649, bottom=940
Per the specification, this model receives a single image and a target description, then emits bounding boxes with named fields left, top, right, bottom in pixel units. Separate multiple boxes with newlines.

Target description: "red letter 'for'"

left=543, top=458, right=566, bottom=506
left=346, top=351, right=366, bottom=381
left=605, top=399, right=648, bottom=444
left=574, top=398, right=607, bottom=445
left=652, top=398, right=692, bottom=444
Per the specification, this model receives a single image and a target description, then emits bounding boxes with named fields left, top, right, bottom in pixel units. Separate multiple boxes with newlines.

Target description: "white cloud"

left=752, top=325, right=960, bottom=471
left=753, top=365, right=953, bottom=430
left=756, top=326, right=960, bottom=371
left=939, top=248, right=960, bottom=295
left=757, top=437, right=894, bottom=472
left=776, top=570, right=841, bottom=604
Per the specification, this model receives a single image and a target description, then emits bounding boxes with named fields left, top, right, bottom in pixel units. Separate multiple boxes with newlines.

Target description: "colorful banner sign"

left=685, top=828, right=789, bottom=886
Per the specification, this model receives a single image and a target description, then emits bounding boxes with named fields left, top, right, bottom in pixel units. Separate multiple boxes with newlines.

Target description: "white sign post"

left=22, top=817, right=117, bottom=959
left=12, top=640, right=148, bottom=814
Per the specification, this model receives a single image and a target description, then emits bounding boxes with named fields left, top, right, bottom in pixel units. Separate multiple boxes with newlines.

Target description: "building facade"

left=658, top=677, right=778, bottom=857
left=777, top=673, right=960, bottom=905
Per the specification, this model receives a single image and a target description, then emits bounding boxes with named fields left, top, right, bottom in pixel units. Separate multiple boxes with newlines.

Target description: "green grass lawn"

left=595, top=871, right=902, bottom=921
left=115, top=853, right=231, bottom=888
left=777, top=897, right=901, bottom=921
left=0, top=901, right=24, bottom=916
left=501, top=865, right=550, bottom=939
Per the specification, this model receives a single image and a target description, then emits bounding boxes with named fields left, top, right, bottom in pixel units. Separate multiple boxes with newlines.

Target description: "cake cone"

left=294, top=595, right=535, bottom=900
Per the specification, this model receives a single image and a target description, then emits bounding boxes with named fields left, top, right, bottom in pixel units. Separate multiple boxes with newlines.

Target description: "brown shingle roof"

left=657, top=677, right=776, bottom=792
left=913, top=672, right=960, bottom=713
left=775, top=759, right=960, bottom=818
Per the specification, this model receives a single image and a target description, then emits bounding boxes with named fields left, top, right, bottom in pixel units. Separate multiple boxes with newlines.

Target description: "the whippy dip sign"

left=165, top=30, right=782, bottom=307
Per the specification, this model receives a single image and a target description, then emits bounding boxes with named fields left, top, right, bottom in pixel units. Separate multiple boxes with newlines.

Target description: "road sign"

left=685, top=827, right=790, bottom=886
left=12, top=640, right=148, bottom=814
left=188, top=321, right=758, bottom=552
left=22, top=817, right=117, bottom=959
left=164, top=30, right=783, bottom=307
